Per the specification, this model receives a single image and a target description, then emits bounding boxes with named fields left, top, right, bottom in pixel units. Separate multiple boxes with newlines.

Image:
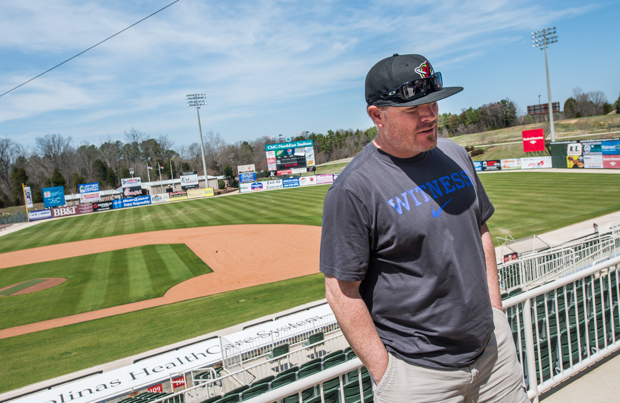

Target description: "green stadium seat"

left=240, top=383, right=270, bottom=401
left=200, top=396, right=221, bottom=403
left=323, top=352, right=346, bottom=369
left=270, top=372, right=297, bottom=389
left=304, top=387, right=340, bottom=403
left=277, top=366, right=299, bottom=378
left=223, top=385, right=249, bottom=398
left=297, top=362, right=322, bottom=379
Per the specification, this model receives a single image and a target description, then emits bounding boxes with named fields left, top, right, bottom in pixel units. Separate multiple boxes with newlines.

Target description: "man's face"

left=371, top=102, right=439, bottom=158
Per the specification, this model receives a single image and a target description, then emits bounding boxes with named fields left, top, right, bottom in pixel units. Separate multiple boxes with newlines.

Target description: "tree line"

left=2, top=90, right=618, bottom=208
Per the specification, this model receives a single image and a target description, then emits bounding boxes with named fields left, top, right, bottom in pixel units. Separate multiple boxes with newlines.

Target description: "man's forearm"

left=481, top=223, right=503, bottom=309
left=324, top=275, right=389, bottom=383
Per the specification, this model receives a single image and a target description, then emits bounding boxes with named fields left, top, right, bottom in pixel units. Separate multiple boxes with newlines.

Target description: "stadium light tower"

left=532, top=27, right=558, bottom=142
left=186, top=93, right=209, bottom=186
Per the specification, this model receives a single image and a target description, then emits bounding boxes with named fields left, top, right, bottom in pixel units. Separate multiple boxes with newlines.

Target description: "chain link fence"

left=0, top=212, right=28, bottom=231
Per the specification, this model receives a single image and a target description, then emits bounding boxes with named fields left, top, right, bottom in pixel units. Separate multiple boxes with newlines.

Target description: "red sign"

left=147, top=384, right=163, bottom=393
left=522, top=129, right=545, bottom=152
left=276, top=169, right=292, bottom=175
left=603, top=155, right=620, bottom=169
left=503, top=253, right=518, bottom=263
left=77, top=204, right=93, bottom=214
left=172, top=376, right=186, bottom=389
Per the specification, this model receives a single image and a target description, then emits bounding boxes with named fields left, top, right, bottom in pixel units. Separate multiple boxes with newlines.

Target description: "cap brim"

left=370, top=86, right=463, bottom=107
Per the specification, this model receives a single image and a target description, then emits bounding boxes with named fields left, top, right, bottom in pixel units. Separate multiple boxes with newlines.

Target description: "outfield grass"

left=0, top=273, right=325, bottom=394
left=0, top=244, right=211, bottom=329
left=0, top=186, right=328, bottom=254
left=482, top=172, right=620, bottom=241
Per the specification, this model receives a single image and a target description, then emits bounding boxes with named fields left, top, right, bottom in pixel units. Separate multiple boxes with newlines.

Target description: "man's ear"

left=367, top=105, right=386, bottom=128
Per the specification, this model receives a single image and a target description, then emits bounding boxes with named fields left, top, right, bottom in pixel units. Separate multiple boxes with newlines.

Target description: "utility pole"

left=186, top=94, right=208, bottom=188
left=169, top=159, right=174, bottom=191
left=532, top=27, right=558, bottom=142
left=158, top=163, right=163, bottom=193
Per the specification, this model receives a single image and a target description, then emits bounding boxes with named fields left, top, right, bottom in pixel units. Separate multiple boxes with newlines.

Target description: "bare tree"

left=589, top=91, right=607, bottom=115
left=35, top=134, right=72, bottom=172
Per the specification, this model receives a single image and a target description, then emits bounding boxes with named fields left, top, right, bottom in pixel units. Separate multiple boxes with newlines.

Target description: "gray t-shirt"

left=319, top=138, right=495, bottom=369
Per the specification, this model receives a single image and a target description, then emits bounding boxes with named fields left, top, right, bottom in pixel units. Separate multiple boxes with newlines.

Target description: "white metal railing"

left=499, top=231, right=618, bottom=294
left=503, top=256, right=620, bottom=403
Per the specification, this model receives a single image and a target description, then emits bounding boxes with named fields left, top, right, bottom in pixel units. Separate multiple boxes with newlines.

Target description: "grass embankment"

left=450, top=114, right=620, bottom=161
left=1, top=173, right=619, bottom=392
left=0, top=244, right=211, bottom=329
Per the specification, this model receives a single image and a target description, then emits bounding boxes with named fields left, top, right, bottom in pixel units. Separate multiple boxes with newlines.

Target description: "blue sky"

left=1, top=0, right=619, bottom=150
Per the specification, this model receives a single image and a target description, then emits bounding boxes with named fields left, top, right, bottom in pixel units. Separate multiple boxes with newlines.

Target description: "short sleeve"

left=471, top=167, right=494, bottom=224
left=319, top=186, right=371, bottom=281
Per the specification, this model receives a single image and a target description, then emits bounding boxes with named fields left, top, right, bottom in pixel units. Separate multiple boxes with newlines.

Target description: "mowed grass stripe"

left=0, top=274, right=326, bottom=394
left=0, top=245, right=212, bottom=330
left=75, top=252, right=111, bottom=313
left=127, top=247, right=155, bottom=300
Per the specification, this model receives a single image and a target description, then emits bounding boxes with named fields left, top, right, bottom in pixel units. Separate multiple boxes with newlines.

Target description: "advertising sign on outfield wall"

left=121, top=177, right=141, bottom=188
left=28, top=209, right=52, bottom=221
left=180, top=171, right=199, bottom=190
left=93, top=201, right=114, bottom=211
left=204, top=187, right=215, bottom=197
left=169, top=191, right=188, bottom=201
left=43, top=186, right=66, bottom=208
left=80, top=191, right=100, bottom=204
left=51, top=205, right=78, bottom=218
left=501, top=159, right=521, bottom=170
left=603, top=155, right=620, bottom=168
left=299, top=176, right=316, bottom=186
left=481, top=160, right=501, bottom=171
left=239, top=172, right=257, bottom=183
left=473, top=161, right=482, bottom=172
left=79, top=183, right=99, bottom=194
left=584, top=155, right=604, bottom=169
left=113, top=199, right=124, bottom=209
left=123, top=186, right=142, bottom=198
left=522, top=128, right=545, bottom=153
left=282, top=178, right=300, bottom=188
left=151, top=193, right=170, bottom=203
left=601, top=141, right=620, bottom=155
left=521, top=156, right=552, bottom=169
left=583, top=142, right=602, bottom=155
left=264, top=180, right=283, bottom=190
left=316, top=174, right=334, bottom=184
left=121, top=196, right=151, bottom=208
left=237, top=164, right=256, bottom=173
left=187, top=188, right=205, bottom=199
left=567, top=155, right=584, bottom=168
left=567, top=143, right=583, bottom=156
left=77, top=204, right=94, bottom=214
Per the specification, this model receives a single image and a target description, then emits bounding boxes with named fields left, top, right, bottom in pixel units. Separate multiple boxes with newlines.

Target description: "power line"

left=0, top=0, right=181, bottom=99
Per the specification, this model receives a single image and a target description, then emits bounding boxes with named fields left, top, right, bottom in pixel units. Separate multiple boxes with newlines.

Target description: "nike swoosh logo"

left=431, top=198, right=453, bottom=218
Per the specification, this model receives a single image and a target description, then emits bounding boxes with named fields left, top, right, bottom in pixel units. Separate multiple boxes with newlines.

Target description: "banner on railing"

left=501, top=159, right=521, bottom=170
left=28, top=209, right=51, bottom=221
left=521, top=156, right=552, bottom=169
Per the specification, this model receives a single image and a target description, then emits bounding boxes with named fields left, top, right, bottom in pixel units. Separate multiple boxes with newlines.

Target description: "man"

left=319, top=54, right=528, bottom=402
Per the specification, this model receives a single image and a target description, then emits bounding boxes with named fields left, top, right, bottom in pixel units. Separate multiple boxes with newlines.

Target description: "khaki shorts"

left=374, top=308, right=529, bottom=403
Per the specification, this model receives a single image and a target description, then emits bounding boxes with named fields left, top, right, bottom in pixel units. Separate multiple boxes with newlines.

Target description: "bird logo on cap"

left=414, top=61, right=433, bottom=78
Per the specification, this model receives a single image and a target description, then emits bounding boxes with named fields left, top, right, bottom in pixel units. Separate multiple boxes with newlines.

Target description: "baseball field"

left=1, top=172, right=620, bottom=394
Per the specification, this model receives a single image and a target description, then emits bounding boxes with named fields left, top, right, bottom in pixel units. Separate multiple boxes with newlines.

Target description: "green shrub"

left=218, top=179, right=225, bottom=189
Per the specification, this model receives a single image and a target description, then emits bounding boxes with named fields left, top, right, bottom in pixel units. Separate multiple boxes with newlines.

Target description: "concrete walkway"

left=541, top=350, right=620, bottom=402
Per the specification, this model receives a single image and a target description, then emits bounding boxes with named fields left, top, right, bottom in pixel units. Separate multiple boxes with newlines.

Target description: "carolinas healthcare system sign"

left=42, top=186, right=66, bottom=208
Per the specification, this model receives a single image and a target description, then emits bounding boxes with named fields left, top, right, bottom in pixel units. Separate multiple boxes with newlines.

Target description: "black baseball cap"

left=365, top=54, right=463, bottom=107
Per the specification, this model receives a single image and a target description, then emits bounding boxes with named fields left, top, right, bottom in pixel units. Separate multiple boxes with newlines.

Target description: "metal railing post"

left=522, top=298, right=540, bottom=402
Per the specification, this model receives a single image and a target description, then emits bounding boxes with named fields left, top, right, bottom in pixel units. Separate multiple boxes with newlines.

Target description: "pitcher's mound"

left=0, top=278, right=66, bottom=297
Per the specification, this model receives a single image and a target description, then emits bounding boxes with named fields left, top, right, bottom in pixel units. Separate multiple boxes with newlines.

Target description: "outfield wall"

left=239, top=174, right=339, bottom=193
left=27, top=188, right=216, bottom=223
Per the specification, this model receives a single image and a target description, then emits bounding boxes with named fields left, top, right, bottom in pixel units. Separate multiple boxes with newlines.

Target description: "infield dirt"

left=0, top=224, right=321, bottom=339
